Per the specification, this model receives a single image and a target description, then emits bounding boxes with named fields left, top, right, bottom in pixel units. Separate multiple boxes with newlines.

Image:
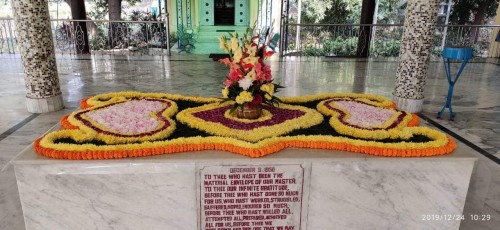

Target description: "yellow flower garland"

left=31, top=91, right=456, bottom=160
left=35, top=126, right=455, bottom=159
left=281, top=93, right=395, bottom=108
left=84, top=91, right=221, bottom=108
left=176, top=102, right=324, bottom=142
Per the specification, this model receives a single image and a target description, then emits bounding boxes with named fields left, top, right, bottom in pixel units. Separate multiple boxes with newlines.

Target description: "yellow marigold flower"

left=235, top=96, right=244, bottom=104
left=235, top=91, right=253, bottom=104
left=260, top=84, right=269, bottom=92
left=222, top=87, right=229, bottom=98
left=267, top=83, right=275, bottom=93
left=242, top=92, right=254, bottom=101
left=265, top=94, right=272, bottom=100
left=233, top=47, right=243, bottom=63
left=260, top=83, right=274, bottom=94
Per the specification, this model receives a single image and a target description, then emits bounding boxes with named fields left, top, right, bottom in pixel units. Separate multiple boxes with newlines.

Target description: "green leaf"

left=263, top=101, right=273, bottom=107
left=229, top=104, right=239, bottom=114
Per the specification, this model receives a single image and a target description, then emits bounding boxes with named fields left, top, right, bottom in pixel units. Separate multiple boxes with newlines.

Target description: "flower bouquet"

left=219, top=24, right=283, bottom=119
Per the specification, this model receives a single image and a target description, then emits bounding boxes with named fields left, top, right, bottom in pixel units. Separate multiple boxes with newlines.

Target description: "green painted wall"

left=169, top=0, right=282, bottom=32
left=168, top=0, right=282, bottom=53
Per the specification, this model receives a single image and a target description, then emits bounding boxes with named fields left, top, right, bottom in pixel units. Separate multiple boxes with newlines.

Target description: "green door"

left=234, top=0, right=249, bottom=26
left=200, top=0, right=214, bottom=26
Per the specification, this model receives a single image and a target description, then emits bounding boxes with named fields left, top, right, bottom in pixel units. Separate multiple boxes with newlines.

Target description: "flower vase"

left=236, top=105, right=262, bottom=120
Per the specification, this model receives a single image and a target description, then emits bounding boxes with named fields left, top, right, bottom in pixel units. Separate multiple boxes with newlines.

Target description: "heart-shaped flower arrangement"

left=34, top=92, right=455, bottom=160
left=66, top=98, right=178, bottom=144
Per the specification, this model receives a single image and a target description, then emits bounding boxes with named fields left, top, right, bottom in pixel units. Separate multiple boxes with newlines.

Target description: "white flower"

left=238, top=77, right=253, bottom=90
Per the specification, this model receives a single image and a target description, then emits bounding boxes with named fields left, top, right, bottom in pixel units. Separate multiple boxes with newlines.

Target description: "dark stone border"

left=0, top=113, right=40, bottom=142
left=418, top=113, right=500, bottom=165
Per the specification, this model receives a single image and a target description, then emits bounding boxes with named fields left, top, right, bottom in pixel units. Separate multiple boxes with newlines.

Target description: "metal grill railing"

left=282, top=23, right=403, bottom=57
left=434, top=25, right=497, bottom=57
left=51, top=19, right=172, bottom=56
left=0, top=18, right=172, bottom=57
left=282, top=23, right=500, bottom=57
left=1, top=17, right=499, bottom=58
left=0, top=18, right=16, bottom=54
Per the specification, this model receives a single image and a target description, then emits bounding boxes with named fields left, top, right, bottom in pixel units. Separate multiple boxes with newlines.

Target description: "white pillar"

left=393, top=0, right=440, bottom=113
left=12, top=0, right=64, bottom=113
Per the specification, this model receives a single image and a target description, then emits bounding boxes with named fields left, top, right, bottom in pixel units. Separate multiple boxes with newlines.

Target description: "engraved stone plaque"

left=199, top=164, right=305, bottom=230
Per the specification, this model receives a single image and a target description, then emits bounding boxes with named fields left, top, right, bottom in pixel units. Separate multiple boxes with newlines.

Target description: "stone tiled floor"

left=0, top=53, right=499, bottom=229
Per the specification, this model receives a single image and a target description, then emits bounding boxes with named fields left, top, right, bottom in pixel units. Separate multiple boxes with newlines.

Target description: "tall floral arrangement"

left=218, top=24, right=283, bottom=116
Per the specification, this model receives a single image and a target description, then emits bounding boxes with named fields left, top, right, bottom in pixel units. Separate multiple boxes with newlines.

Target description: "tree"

left=299, top=0, right=331, bottom=23
left=300, top=0, right=360, bottom=24
left=377, top=0, right=405, bottom=24
left=450, top=0, right=498, bottom=25
left=85, top=0, right=140, bottom=49
left=108, top=0, right=122, bottom=21
left=357, top=0, right=376, bottom=57
left=65, top=0, right=90, bottom=54
left=87, top=0, right=141, bottom=20
left=449, top=0, right=499, bottom=43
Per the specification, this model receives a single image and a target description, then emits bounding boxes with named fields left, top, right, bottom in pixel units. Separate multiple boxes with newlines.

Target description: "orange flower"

left=34, top=92, right=456, bottom=160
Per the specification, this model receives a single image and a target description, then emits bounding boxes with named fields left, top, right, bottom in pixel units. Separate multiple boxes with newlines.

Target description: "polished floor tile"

left=0, top=53, right=499, bottom=229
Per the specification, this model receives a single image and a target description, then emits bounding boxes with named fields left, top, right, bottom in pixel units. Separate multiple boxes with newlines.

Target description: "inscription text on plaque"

left=199, top=164, right=305, bottom=230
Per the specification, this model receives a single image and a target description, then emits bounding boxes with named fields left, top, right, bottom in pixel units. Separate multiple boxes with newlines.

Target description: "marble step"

left=191, top=42, right=223, bottom=54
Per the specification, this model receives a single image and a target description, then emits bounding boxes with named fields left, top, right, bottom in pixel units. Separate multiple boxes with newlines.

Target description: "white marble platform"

left=12, top=136, right=477, bottom=230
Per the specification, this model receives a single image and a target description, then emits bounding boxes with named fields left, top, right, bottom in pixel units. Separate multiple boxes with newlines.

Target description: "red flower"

left=229, top=69, right=243, bottom=81
left=262, top=63, right=272, bottom=81
left=248, top=94, right=263, bottom=108
left=242, top=62, right=254, bottom=71
left=219, top=58, right=231, bottom=66
left=252, top=61, right=269, bottom=82
left=224, top=78, right=232, bottom=87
